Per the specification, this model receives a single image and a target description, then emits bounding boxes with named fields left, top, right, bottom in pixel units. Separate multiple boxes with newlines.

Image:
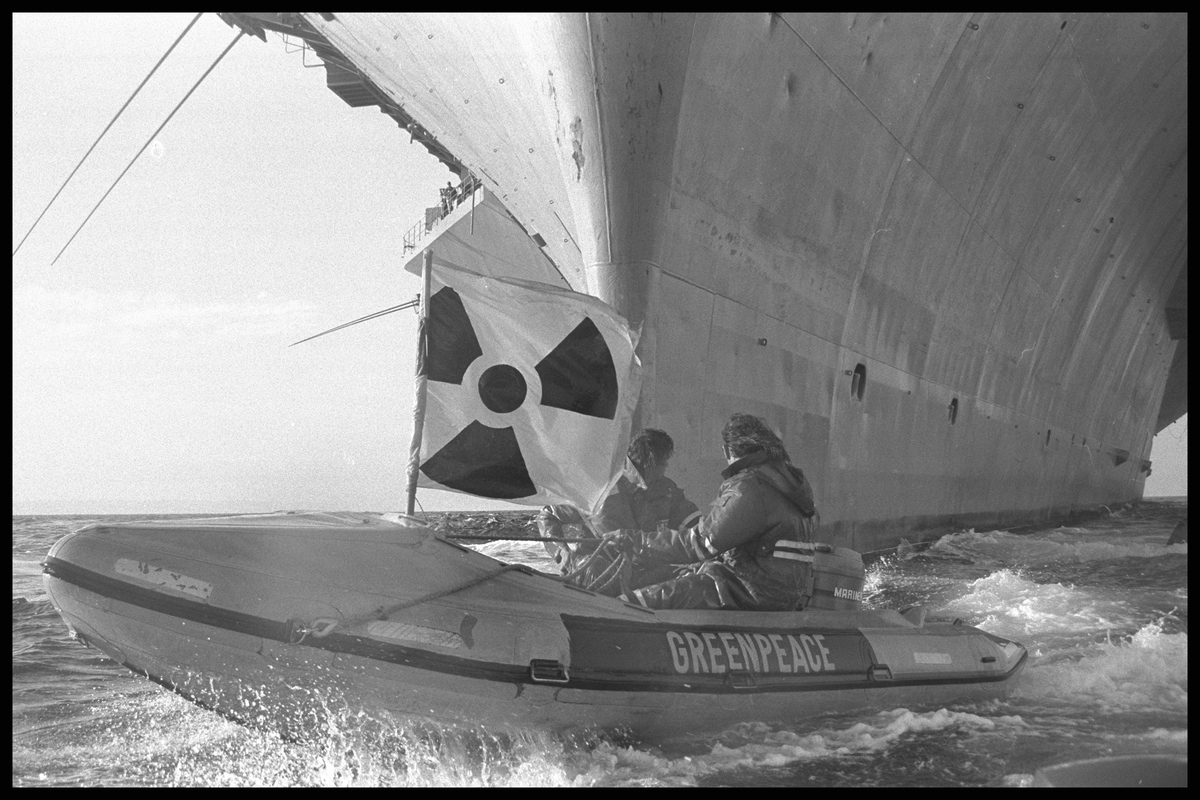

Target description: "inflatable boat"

left=44, top=512, right=1026, bottom=738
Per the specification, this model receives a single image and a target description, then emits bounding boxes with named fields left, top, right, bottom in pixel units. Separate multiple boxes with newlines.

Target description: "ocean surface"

left=13, top=499, right=1187, bottom=786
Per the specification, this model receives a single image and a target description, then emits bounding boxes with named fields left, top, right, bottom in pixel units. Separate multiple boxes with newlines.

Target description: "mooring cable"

left=13, top=13, right=204, bottom=259
left=51, top=28, right=244, bottom=267
left=289, top=297, right=421, bottom=347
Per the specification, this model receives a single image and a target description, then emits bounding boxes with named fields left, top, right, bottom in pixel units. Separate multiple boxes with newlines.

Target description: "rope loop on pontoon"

left=285, top=617, right=338, bottom=644
left=288, top=563, right=530, bottom=644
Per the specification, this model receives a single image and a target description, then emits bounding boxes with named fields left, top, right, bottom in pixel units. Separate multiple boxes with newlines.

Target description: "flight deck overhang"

left=219, top=13, right=467, bottom=176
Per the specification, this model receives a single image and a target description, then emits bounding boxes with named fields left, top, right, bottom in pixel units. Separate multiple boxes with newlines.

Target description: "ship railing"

left=403, top=176, right=483, bottom=254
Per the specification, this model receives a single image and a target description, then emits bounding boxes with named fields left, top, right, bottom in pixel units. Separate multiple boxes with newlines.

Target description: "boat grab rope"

left=287, top=531, right=646, bottom=644
left=286, top=563, right=532, bottom=644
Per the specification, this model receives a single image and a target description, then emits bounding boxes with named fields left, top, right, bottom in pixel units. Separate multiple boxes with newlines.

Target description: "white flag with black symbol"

left=416, top=262, right=641, bottom=514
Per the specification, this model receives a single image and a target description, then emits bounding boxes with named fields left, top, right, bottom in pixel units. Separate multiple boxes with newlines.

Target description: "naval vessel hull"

left=232, top=13, right=1187, bottom=552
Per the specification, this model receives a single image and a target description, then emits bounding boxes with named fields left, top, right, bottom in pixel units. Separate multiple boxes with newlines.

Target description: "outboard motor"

left=807, top=544, right=865, bottom=610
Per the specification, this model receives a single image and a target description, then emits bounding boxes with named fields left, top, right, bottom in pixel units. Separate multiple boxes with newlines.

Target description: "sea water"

left=12, top=499, right=1187, bottom=786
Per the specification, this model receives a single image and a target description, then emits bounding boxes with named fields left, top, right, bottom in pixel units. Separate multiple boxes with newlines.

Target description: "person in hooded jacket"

left=593, top=428, right=699, bottom=537
left=623, top=413, right=818, bottom=611
left=538, top=428, right=698, bottom=577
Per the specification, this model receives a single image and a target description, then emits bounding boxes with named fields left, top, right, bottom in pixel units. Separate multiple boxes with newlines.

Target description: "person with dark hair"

left=538, top=428, right=698, bottom=578
left=622, top=413, right=818, bottom=610
left=593, top=428, right=699, bottom=536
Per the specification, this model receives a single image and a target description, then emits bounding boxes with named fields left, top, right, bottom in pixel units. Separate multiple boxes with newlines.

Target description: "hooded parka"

left=630, top=450, right=817, bottom=610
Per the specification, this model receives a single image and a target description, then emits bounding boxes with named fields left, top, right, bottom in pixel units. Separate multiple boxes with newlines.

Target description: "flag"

left=415, top=262, right=642, bottom=514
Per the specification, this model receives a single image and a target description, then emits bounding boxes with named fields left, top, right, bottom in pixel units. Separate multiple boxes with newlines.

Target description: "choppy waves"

left=923, top=527, right=1187, bottom=567
left=13, top=504, right=1188, bottom=786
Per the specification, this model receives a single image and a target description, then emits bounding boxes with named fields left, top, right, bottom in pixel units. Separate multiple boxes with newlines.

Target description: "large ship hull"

left=234, top=13, right=1187, bottom=552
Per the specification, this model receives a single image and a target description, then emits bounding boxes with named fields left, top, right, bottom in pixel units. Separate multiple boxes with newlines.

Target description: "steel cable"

left=51, top=28, right=244, bottom=266
left=13, top=12, right=203, bottom=258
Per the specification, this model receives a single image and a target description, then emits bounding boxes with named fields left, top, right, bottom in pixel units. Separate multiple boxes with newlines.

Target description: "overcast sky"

left=12, top=12, right=504, bottom=514
left=12, top=13, right=1187, bottom=514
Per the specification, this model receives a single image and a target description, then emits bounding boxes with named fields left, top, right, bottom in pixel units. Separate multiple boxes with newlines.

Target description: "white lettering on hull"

left=833, top=587, right=863, bottom=602
left=666, top=630, right=837, bottom=675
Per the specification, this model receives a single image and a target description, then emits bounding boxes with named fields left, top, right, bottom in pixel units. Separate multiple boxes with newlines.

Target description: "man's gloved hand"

left=536, top=505, right=562, bottom=539
left=606, top=528, right=645, bottom=558
left=565, top=528, right=643, bottom=596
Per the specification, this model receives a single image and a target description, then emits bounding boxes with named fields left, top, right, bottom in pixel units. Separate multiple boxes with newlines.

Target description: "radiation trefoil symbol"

left=419, top=285, right=621, bottom=500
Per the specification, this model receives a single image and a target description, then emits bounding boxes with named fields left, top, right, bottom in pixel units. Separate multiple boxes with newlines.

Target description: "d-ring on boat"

left=44, top=511, right=1026, bottom=738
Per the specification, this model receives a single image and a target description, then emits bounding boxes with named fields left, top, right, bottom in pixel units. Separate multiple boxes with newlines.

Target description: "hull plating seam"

left=44, top=557, right=1023, bottom=694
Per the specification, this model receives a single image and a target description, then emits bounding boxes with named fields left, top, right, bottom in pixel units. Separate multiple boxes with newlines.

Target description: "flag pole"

left=405, top=249, right=433, bottom=516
